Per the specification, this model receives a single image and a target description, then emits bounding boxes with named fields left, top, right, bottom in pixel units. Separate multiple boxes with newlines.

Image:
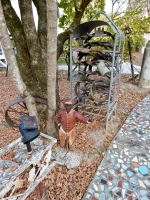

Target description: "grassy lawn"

left=57, top=57, right=66, bottom=65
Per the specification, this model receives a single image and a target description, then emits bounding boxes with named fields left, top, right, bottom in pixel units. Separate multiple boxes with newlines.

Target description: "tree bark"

left=32, top=0, right=47, bottom=56
left=0, top=0, right=38, bottom=120
left=1, top=0, right=93, bottom=135
left=139, top=40, right=150, bottom=88
left=18, top=0, right=47, bottom=90
left=1, top=0, right=47, bottom=98
left=46, top=0, right=57, bottom=137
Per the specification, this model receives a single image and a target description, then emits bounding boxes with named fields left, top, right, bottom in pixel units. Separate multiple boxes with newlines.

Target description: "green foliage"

left=57, top=57, right=66, bottom=65
left=83, top=0, right=105, bottom=21
left=11, top=39, right=15, bottom=48
left=58, top=0, right=105, bottom=29
left=114, top=8, right=150, bottom=60
left=58, top=0, right=77, bottom=29
left=58, top=0, right=150, bottom=62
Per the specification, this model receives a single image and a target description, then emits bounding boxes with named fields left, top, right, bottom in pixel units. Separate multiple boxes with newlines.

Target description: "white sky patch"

left=10, top=0, right=126, bottom=34
left=10, top=0, right=38, bottom=29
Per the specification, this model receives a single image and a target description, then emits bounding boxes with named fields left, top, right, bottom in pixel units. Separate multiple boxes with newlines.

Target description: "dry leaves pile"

left=44, top=161, right=100, bottom=200
left=0, top=70, right=150, bottom=199
left=0, top=73, right=20, bottom=148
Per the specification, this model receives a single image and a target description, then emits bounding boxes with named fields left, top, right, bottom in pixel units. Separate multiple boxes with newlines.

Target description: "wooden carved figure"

left=55, top=98, right=92, bottom=151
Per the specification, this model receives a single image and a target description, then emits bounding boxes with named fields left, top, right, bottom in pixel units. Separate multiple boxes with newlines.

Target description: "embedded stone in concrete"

left=52, top=147, right=85, bottom=169
left=0, top=160, right=19, bottom=191
left=13, top=138, right=44, bottom=163
left=0, top=133, right=57, bottom=199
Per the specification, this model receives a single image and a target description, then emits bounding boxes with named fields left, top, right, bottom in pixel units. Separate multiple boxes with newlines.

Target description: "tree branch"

left=32, top=0, right=47, bottom=54
left=57, top=0, right=92, bottom=59
left=73, top=0, right=78, bottom=11
left=1, top=0, right=38, bottom=90
left=18, top=0, right=47, bottom=90
left=0, top=0, right=38, bottom=119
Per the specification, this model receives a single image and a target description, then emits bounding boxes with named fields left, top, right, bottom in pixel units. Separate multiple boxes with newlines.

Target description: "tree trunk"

left=138, top=41, right=150, bottom=88
left=0, top=0, right=38, bottom=120
left=46, top=0, right=57, bottom=137
left=1, top=0, right=93, bottom=136
left=18, top=0, right=47, bottom=89
left=1, top=0, right=47, bottom=98
left=127, top=39, right=135, bottom=84
left=32, top=0, right=47, bottom=56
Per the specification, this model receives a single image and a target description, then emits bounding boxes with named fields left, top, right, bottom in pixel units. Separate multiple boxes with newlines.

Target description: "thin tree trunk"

left=128, top=39, right=135, bottom=84
left=0, top=0, right=38, bottom=120
left=32, top=0, right=47, bottom=57
left=46, top=0, right=57, bottom=137
left=1, top=0, right=41, bottom=96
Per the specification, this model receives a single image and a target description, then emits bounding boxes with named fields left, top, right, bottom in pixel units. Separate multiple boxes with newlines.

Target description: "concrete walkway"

left=82, top=94, right=150, bottom=200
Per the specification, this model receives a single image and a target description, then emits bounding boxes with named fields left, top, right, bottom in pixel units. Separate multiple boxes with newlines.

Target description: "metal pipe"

left=26, top=142, right=32, bottom=154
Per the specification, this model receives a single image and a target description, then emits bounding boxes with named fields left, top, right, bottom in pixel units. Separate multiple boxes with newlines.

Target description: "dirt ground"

left=1, top=52, right=150, bottom=199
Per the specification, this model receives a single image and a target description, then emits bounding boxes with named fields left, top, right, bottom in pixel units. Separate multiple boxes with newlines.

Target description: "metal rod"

left=26, top=142, right=32, bottom=154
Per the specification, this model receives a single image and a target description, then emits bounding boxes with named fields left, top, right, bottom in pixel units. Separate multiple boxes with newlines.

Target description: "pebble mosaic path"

left=82, top=94, right=150, bottom=200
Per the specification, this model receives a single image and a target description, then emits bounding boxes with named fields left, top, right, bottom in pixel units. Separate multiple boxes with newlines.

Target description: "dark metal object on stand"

left=18, top=116, right=46, bottom=199
left=18, top=116, right=40, bottom=154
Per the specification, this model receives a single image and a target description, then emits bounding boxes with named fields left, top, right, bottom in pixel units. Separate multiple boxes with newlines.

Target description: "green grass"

left=57, top=57, right=66, bottom=65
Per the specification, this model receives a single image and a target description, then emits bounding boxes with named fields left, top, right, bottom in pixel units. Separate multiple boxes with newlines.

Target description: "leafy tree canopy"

left=58, top=0, right=105, bottom=30
left=115, top=8, right=150, bottom=59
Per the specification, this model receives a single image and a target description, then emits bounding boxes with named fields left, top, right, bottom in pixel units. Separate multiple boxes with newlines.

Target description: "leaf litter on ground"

left=0, top=69, right=150, bottom=199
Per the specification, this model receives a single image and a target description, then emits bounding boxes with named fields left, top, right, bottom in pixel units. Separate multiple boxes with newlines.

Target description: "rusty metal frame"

left=5, top=97, right=47, bottom=127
